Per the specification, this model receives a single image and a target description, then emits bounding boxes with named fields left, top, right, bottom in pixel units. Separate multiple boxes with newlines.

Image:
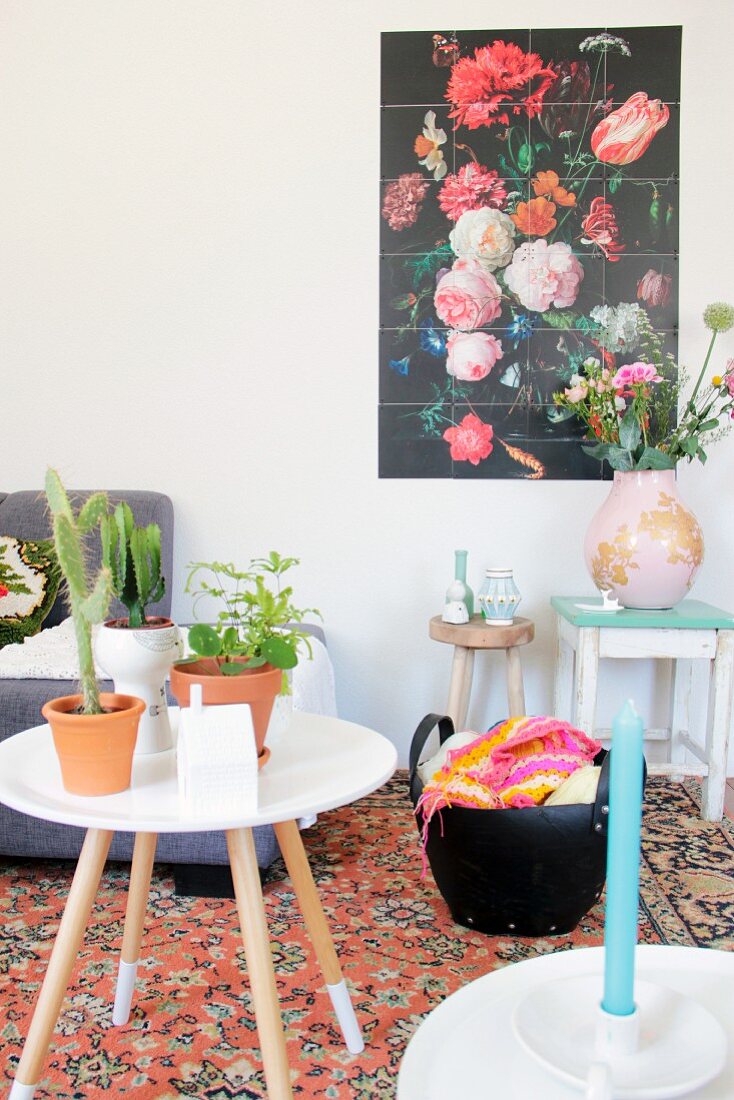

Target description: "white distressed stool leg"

left=274, top=819, right=364, bottom=1054
left=553, top=624, right=574, bottom=722
left=574, top=627, right=600, bottom=737
left=113, top=832, right=157, bottom=1025
left=505, top=646, right=526, bottom=716
left=702, top=631, right=734, bottom=821
left=447, top=645, right=473, bottom=730
left=669, top=657, right=693, bottom=765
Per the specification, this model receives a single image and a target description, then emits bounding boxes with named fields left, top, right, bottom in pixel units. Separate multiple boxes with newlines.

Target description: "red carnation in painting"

left=443, top=413, right=494, bottom=465
left=580, top=197, right=625, bottom=262
left=381, top=173, right=430, bottom=232
left=438, top=163, right=508, bottom=221
left=445, top=40, right=556, bottom=130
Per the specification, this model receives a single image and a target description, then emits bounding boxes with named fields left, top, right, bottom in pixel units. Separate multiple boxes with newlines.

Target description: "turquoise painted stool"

left=551, top=597, right=734, bottom=821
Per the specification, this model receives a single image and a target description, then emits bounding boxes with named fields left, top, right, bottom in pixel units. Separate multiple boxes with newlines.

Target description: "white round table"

left=398, top=945, right=734, bottom=1099
left=0, top=711, right=397, bottom=1100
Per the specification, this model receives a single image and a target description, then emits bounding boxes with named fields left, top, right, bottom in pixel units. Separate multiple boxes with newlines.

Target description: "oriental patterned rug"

left=1, top=776, right=732, bottom=1098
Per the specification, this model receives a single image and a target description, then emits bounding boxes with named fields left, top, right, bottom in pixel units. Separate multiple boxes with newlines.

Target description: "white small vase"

left=95, top=619, right=183, bottom=755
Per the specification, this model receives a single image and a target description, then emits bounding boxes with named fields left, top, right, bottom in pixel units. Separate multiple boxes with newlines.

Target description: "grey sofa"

left=0, top=489, right=280, bottom=873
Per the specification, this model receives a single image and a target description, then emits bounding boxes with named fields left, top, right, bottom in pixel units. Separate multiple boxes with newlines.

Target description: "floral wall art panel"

left=379, top=27, right=681, bottom=479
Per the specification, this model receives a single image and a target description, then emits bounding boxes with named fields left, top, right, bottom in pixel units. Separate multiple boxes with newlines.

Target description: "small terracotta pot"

left=169, top=659, right=282, bottom=756
left=42, top=693, right=145, bottom=796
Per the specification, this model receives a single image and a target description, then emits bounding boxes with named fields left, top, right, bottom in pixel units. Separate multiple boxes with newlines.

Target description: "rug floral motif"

left=1, top=775, right=732, bottom=1098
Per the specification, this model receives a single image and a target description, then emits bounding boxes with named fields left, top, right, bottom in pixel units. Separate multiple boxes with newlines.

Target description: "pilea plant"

left=179, top=552, right=319, bottom=684
left=45, top=469, right=111, bottom=715
left=100, top=503, right=165, bottom=628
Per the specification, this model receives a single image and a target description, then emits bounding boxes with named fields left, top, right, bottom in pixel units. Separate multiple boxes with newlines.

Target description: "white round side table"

left=0, top=710, right=397, bottom=1100
left=398, top=945, right=734, bottom=1099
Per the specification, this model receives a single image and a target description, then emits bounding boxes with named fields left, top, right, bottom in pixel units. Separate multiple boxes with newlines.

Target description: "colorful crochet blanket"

left=416, top=716, right=602, bottom=832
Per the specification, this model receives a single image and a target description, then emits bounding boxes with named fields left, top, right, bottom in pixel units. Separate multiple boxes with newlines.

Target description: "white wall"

left=2, top=0, right=733, bottom=764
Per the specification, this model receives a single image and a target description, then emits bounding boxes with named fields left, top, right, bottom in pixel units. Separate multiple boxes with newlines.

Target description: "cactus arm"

left=81, top=567, right=112, bottom=624
left=54, top=515, right=87, bottom=601
left=100, top=515, right=121, bottom=596
left=44, top=468, right=74, bottom=523
left=72, top=611, right=102, bottom=714
left=147, top=524, right=162, bottom=589
left=129, top=526, right=150, bottom=627
left=77, top=492, right=109, bottom=534
left=114, top=504, right=129, bottom=594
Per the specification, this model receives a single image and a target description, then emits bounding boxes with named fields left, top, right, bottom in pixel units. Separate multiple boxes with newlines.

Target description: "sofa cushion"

left=0, top=537, right=61, bottom=648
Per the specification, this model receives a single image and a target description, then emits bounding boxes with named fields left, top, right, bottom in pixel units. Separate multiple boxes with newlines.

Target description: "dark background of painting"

left=379, top=26, right=681, bottom=479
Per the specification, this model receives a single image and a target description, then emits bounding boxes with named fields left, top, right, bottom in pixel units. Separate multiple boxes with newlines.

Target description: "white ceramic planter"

left=95, top=619, right=183, bottom=755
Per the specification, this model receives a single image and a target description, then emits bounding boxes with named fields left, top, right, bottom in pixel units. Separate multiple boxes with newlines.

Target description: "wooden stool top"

left=429, top=614, right=535, bottom=649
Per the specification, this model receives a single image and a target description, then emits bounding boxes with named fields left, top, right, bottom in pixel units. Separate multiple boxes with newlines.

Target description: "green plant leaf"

left=261, top=635, right=298, bottom=670
left=618, top=406, right=641, bottom=451
left=636, top=447, right=676, bottom=470
left=682, top=437, right=699, bottom=457
left=220, top=662, right=246, bottom=675
left=188, top=623, right=222, bottom=657
left=544, top=310, right=577, bottom=330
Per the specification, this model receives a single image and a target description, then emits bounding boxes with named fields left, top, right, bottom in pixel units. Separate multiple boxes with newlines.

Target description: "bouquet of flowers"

left=553, top=303, right=734, bottom=470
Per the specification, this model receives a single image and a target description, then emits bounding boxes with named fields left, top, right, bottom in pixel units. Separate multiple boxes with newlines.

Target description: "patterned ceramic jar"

left=478, top=568, right=522, bottom=625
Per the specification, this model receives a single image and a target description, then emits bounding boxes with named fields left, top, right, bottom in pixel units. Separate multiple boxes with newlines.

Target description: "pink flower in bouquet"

left=612, top=362, right=662, bottom=388
left=637, top=268, right=672, bottom=308
left=590, top=92, right=669, bottom=166
left=443, top=413, right=494, bottom=465
left=446, top=330, right=504, bottom=381
left=381, top=173, right=430, bottom=231
left=564, top=380, right=589, bottom=403
left=723, top=361, right=734, bottom=399
left=439, top=163, right=508, bottom=221
left=434, top=259, right=503, bottom=330
left=504, top=240, right=584, bottom=313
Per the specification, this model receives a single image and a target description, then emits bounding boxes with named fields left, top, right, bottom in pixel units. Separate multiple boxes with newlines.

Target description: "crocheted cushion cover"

left=417, top=715, right=602, bottom=827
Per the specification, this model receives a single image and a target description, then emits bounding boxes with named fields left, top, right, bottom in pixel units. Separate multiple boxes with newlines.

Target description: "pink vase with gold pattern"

left=584, top=470, right=704, bottom=609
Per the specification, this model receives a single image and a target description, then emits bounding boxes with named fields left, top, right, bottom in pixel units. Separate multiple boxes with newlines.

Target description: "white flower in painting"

left=590, top=303, right=641, bottom=353
left=449, top=207, right=516, bottom=273
left=414, top=110, right=448, bottom=180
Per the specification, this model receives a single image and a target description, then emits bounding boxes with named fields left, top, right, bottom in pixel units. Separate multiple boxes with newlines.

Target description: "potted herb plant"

left=554, top=303, right=734, bottom=608
left=170, top=553, right=319, bottom=762
left=41, top=469, right=145, bottom=796
left=95, top=502, right=182, bottom=755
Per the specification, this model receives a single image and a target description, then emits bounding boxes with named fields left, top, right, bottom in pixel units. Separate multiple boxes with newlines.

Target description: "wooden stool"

left=429, top=614, right=535, bottom=730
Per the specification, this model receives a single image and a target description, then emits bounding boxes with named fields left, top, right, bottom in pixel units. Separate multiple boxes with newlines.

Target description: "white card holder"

left=177, top=684, right=259, bottom=818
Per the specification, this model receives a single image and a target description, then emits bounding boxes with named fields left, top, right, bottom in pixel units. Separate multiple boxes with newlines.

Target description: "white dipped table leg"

left=9, top=1082, right=36, bottom=1099
left=112, top=958, right=139, bottom=1026
left=327, top=980, right=364, bottom=1054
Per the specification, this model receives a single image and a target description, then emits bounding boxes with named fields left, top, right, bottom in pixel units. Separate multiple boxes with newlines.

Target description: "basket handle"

left=409, top=713, right=455, bottom=786
left=592, top=751, right=648, bottom=836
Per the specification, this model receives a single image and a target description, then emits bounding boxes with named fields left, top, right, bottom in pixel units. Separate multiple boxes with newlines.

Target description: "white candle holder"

left=512, top=970, right=727, bottom=1098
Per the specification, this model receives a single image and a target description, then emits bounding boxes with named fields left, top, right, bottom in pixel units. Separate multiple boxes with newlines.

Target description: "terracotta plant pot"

left=169, top=659, right=282, bottom=758
left=42, top=693, right=145, bottom=796
left=95, top=617, right=183, bottom=756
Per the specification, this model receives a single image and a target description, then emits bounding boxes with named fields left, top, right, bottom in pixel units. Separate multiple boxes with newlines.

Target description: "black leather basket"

left=409, top=713, right=628, bottom=937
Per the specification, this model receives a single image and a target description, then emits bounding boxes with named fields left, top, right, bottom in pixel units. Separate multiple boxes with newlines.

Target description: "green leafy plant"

left=45, top=469, right=111, bottom=715
left=554, top=303, right=734, bottom=471
left=100, top=503, right=165, bottom=628
left=178, top=553, right=319, bottom=687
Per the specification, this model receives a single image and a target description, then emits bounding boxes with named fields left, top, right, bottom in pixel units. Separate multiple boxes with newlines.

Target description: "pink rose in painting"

left=446, top=331, right=504, bottom=381
left=443, top=413, right=494, bottom=465
left=612, top=362, right=662, bottom=388
left=591, top=93, right=669, bottom=166
left=637, top=268, right=672, bottom=308
left=434, top=259, right=503, bottom=330
left=504, top=240, right=584, bottom=313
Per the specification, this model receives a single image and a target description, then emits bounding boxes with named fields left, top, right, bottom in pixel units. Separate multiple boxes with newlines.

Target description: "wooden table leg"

left=574, top=627, right=600, bottom=737
left=505, top=646, right=526, bottom=716
left=447, top=645, right=474, bottom=730
left=112, top=832, right=157, bottom=1026
left=553, top=621, right=574, bottom=722
left=10, top=828, right=113, bottom=1100
left=274, top=819, right=364, bottom=1054
left=702, top=630, right=734, bottom=821
left=226, top=827, right=293, bottom=1100
left=669, top=658, right=693, bottom=765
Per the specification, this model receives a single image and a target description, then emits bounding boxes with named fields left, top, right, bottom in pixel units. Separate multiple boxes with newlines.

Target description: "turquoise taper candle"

left=602, top=699, right=645, bottom=1016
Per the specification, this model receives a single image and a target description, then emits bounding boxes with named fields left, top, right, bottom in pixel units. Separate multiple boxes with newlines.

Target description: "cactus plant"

left=100, top=502, right=165, bottom=628
left=45, top=469, right=111, bottom=715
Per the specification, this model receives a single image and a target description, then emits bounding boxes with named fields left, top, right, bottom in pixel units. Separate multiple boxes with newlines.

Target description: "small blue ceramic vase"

left=478, top=568, right=522, bottom=625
